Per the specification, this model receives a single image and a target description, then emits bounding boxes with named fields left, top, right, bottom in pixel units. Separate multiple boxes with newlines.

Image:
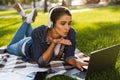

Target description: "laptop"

left=64, top=43, right=120, bottom=80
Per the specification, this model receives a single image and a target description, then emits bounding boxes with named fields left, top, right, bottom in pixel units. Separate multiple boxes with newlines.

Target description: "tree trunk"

left=44, top=0, right=48, bottom=13
left=2, top=0, right=6, bottom=5
left=110, top=0, right=117, bottom=4
left=8, top=0, right=11, bottom=6
left=61, top=0, right=68, bottom=7
left=33, top=0, right=36, bottom=8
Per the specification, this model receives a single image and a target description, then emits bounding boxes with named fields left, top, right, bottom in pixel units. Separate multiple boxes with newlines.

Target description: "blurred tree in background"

left=0, top=0, right=120, bottom=5
left=0, top=0, right=120, bottom=13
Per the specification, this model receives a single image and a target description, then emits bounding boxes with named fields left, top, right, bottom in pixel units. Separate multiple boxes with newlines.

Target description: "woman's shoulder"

left=66, top=27, right=76, bottom=38
left=31, top=25, right=48, bottom=36
left=69, top=27, right=76, bottom=33
left=32, top=25, right=49, bottom=33
left=33, top=25, right=48, bottom=31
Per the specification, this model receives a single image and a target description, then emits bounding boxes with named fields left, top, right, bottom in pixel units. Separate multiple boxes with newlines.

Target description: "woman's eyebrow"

left=60, top=20, right=72, bottom=22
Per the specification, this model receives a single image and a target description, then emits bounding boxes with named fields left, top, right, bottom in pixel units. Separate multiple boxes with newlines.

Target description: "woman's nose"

left=66, top=24, right=70, bottom=31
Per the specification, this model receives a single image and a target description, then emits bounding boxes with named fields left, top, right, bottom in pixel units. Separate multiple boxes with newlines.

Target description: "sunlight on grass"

left=1, top=5, right=120, bottom=80
left=71, top=7, right=120, bottom=55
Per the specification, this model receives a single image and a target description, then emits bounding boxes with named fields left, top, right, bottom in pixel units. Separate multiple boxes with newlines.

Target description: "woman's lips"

left=64, top=32, right=68, bottom=35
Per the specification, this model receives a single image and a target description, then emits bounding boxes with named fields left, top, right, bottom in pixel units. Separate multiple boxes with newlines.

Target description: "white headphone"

left=48, top=6, right=68, bottom=28
left=48, top=7, right=57, bottom=28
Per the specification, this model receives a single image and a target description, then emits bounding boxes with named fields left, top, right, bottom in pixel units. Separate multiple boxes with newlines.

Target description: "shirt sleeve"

left=31, top=27, right=48, bottom=66
left=64, top=28, right=76, bottom=62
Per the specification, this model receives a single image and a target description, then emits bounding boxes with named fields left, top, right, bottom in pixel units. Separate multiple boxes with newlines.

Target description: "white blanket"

left=0, top=47, right=89, bottom=79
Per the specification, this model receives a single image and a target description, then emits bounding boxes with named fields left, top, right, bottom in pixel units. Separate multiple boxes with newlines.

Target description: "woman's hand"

left=76, top=61, right=88, bottom=71
left=53, top=38, right=72, bottom=45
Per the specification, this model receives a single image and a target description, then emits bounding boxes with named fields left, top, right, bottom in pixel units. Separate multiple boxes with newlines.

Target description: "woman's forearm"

left=42, top=38, right=71, bottom=63
left=42, top=42, right=56, bottom=62
left=67, top=58, right=77, bottom=67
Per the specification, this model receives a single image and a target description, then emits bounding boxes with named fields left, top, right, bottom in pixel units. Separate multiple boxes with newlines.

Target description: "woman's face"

left=54, top=14, right=72, bottom=37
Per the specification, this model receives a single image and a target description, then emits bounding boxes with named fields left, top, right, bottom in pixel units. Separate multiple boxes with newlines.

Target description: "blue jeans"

left=7, top=19, right=32, bottom=56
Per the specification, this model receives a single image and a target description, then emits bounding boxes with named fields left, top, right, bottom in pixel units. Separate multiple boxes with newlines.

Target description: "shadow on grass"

left=88, top=68, right=120, bottom=80
left=75, top=22, right=120, bottom=55
left=0, top=19, right=21, bottom=38
left=0, top=9, right=43, bottom=16
left=0, top=8, right=19, bottom=16
left=46, top=75, right=77, bottom=80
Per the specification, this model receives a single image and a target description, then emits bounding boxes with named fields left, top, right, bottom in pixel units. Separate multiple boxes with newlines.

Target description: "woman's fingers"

left=82, top=62, right=88, bottom=66
left=77, top=66, right=84, bottom=71
left=53, top=39, right=72, bottom=45
left=76, top=61, right=88, bottom=71
left=59, top=39, right=72, bottom=45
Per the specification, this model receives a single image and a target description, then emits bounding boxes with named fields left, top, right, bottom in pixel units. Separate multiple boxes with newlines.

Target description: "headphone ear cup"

left=48, top=7, right=57, bottom=28
left=48, top=20, right=53, bottom=28
left=50, top=21, right=53, bottom=28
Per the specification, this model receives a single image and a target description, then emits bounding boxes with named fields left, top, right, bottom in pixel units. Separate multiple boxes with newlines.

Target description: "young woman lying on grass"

left=7, top=3, right=88, bottom=71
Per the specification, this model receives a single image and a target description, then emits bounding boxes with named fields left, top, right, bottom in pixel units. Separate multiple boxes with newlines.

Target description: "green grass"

left=72, top=6, right=120, bottom=55
left=46, top=75, right=77, bottom=80
left=1, top=5, right=120, bottom=80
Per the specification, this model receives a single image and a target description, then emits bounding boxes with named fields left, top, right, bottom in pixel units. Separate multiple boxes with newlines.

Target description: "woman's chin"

left=62, top=35, right=67, bottom=37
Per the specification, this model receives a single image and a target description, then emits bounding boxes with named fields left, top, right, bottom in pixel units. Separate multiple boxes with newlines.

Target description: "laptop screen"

left=86, top=43, right=120, bottom=79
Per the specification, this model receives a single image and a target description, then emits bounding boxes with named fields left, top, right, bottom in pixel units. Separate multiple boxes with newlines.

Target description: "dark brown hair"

left=49, top=6, right=71, bottom=26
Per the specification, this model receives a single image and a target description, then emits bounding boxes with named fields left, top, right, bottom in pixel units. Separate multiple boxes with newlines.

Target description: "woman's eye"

left=61, top=23, right=65, bottom=25
left=68, top=21, right=72, bottom=25
left=68, top=22, right=72, bottom=25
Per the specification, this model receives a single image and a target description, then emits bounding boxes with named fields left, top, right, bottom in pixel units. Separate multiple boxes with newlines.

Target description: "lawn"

left=0, top=5, right=120, bottom=80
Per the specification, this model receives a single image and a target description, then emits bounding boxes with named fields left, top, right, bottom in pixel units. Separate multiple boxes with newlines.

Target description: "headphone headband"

left=48, top=7, right=57, bottom=28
